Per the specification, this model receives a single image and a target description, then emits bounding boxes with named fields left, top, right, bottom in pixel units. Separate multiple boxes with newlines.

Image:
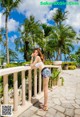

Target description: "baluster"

left=34, top=69, right=37, bottom=97
left=28, top=69, right=32, bottom=101
left=3, top=75, right=8, bottom=104
left=22, top=71, right=25, bottom=105
left=13, top=72, right=18, bottom=111
left=39, top=69, right=41, bottom=94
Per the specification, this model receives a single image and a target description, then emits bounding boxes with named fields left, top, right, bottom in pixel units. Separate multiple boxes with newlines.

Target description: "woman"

left=30, top=48, right=51, bottom=111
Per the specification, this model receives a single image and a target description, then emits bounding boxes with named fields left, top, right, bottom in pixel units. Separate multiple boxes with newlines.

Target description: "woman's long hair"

left=34, top=48, right=44, bottom=62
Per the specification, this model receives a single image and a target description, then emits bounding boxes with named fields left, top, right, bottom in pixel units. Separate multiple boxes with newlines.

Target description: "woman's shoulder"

left=36, top=56, right=41, bottom=60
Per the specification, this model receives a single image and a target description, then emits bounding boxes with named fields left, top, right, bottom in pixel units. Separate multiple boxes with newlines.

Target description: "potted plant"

left=49, top=69, right=60, bottom=88
left=57, top=77, right=64, bottom=86
left=62, top=63, right=68, bottom=70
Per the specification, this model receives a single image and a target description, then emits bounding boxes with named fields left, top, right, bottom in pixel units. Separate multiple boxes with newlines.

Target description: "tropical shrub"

left=49, top=69, right=60, bottom=88
left=5, top=63, right=19, bottom=68
left=0, top=76, right=3, bottom=98
left=62, top=62, right=77, bottom=70
left=44, top=60, right=53, bottom=65
left=62, top=62, right=77, bottom=66
left=51, top=69, right=60, bottom=80
left=4, top=61, right=30, bottom=68
left=68, top=65, right=76, bottom=70
left=60, top=77, right=64, bottom=86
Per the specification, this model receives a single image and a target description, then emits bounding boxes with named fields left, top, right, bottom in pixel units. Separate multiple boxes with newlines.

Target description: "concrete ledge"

left=13, top=92, right=44, bottom=117
left=13, top=101, right=32, bottom=117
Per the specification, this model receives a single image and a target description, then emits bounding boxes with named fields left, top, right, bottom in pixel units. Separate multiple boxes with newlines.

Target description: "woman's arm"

left=30, top=53, right=35, bottom=64
left=31, top=57, right=34, bottom=64
left=30, top=56, right=39, bottom=69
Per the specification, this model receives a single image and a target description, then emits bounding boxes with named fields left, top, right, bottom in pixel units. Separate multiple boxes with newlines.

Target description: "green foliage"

left=51, top=69, right=60, bottom=80
left=0, top=86, right=3, bottom=98
left=62, top=62, right=77, bottom=70
left=0, top=76, right=3, bottom=98
left=0, top=76, right=2, bottom=82
left=15, top=15, right=44, bottom=61
left=49, top=69, right=60, bottom=88
left=5, top=63, right=21, bottom=68
left=44, top=60, right=53, bottom=65
left=68, top=65, right=76, bottom=70
left=1, top=0, right=21, bottom=63
left=47, top=8, right=76, bottom=60
left=52, top=9, right=68, bottom=25
left=62, top=62, right=77, bottom=66
left=2, top=61, right=30, bottom=68
left=22, top=61, right=30, bottom=65
left=60, top=77, right=64, bottom=86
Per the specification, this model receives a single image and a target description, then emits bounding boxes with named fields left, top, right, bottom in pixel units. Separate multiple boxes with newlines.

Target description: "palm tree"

left=15, top=15, right=44, bottom=61
left=9, top=49, right=18, bottom=61
left=48, top=8, right=76, bottom=60
left=48, top=24, right=76, bottom=60
left=1, top=0, right=21, bottom=63
left=53, top=9, right=68, bottom=26
left=41, top=24, right=53, bottom=59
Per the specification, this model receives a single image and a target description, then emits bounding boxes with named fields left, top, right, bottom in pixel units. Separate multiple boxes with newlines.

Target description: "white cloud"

left=47, top=8, right=58, bottom=20
left=20, top=25, right=24, bottom=32
left=9, top=35, right=17, bottom=43
left=0, top=12, right=5, bottom=28
left=65, top=0, right=80, bottom=33
left=17, top=0, right=56, bottom=23
left=8, top=19, right=19, bottom=32
left=0, top=12, right=19, bottom=32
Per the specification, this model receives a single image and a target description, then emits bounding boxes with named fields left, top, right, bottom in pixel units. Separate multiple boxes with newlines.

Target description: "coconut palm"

left=15, top=15, right=44, bottom=61
left=47, top=24, right=76, bottom=60
left=53, top=8, right=68, bottom=26
left=47, top=8, right=76, bottom=60
left=1, top=0, right=21, bottom=63
left=41, top=24, right=53, bottom=59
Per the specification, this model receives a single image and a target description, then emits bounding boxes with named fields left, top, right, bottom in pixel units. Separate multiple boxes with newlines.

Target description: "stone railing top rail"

left=0, top=65, right=60, bottom=76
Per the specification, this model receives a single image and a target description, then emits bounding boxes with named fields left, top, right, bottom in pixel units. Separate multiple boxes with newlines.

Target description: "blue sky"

left=0, top=0, right=80, bottom=61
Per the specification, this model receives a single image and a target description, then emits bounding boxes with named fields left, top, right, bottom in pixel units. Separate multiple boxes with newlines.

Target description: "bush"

left=4, top=61, right=30, bottom=68
left=62, top=62, right=77, bottom=66
left=62, top=62, right=77, bottom=70
left=0, top=76, right=3, bottom=98
left=49, top=69, right=60, bottom=88
left=68, top=65, right=76, bottom=70
left=44, top=60, right=53, bottom=65
left=51, top=69, right=60, bottom=80
left=61, top=77, right=64, bottom=86
left=22, top=61, right=30, bottom=65
left=5, top=63, right=18, bottom=68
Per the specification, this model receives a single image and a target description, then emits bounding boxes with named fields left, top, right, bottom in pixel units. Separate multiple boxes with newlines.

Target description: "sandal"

left=42, top=105, right=48, bottom=111
left=43, top=106, right=48, bottom=111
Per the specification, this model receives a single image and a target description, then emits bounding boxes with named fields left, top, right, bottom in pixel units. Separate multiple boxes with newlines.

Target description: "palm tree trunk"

left=5, top=14, right=9, bottom=63
left=56, top=51, right=58, bottom=60
left=59, top=48, right=62, bottom=60
left=58, top=48, right=61, bottom=60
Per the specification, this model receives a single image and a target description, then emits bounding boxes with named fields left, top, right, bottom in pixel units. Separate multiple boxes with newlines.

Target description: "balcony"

left=0, top=65, right=60, bottom=117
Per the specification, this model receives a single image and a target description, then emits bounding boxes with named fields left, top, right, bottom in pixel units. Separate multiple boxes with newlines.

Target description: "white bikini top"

left=35, top=61, right=44, bottom=68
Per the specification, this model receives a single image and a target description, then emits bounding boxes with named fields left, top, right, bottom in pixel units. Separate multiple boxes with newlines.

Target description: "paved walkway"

left=19, top=69, right=80, bottom=117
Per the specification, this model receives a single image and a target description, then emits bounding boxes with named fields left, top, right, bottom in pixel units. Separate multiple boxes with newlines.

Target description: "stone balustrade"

left=0, top=65, right=60, bottom=117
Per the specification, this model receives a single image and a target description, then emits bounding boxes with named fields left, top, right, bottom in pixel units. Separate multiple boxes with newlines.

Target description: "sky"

left=0, top=0, right=80, bottom=61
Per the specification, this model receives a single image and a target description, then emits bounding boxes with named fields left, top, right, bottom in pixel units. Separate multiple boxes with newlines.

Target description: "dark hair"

left=34, top=48, right=44, bottom=62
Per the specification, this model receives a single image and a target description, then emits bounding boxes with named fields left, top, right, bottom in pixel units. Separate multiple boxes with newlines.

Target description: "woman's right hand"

left=31, top=53, right=34, bottom=57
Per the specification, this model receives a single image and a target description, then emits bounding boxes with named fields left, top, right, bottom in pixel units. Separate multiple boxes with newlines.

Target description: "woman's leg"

left=43, top=77, right=49, bottom=107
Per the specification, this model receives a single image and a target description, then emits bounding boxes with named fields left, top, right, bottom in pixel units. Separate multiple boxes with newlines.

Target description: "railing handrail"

left=0, top=65, right=60, bottom=76
left=0, top=66, right=31, bottom=76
